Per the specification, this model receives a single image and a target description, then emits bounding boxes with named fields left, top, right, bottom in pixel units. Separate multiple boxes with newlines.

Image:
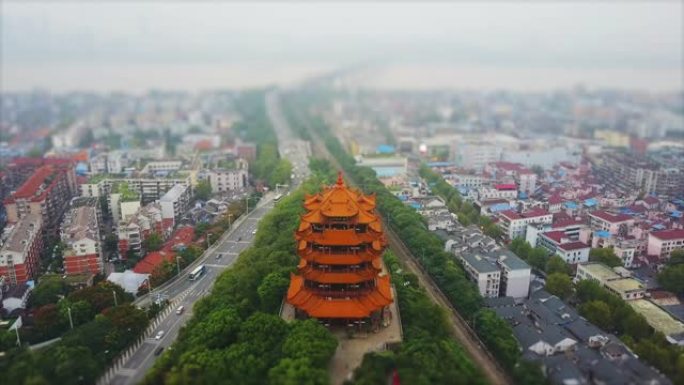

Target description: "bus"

left=189, top=265, right=205, bottom=281
left=273, top=193, right=283, bottom=202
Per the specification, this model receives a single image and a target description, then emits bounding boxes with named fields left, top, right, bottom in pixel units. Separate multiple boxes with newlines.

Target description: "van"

left=176, top=306, right=185, bottom=315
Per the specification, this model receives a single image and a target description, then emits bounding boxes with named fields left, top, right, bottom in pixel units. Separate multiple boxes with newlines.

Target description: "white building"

left=206, top=160, right=249, bottom=193
left=89, top=151, right=127, bottom=174
left=459, top=252, right=501, bottom=298
left=159, top=184, right=191, bottom=226
left=575, top=263, right=646, bottom=301
left=647, top=229, right=684, bottom=259
left=141, top=160, right=182, bottom=174
left=494, top=250, right=531, bottom=298
left=453, top=142, right=503, bottom=171
left=538, top=231, right=591, bottom=265
left=498, top=209, right=553, bottom=240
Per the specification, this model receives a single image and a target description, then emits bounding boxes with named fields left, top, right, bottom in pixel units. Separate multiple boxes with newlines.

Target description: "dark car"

left=154, top=347, right=164, bottom=356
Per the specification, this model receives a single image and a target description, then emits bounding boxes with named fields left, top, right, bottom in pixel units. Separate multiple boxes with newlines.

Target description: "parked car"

left=154, top=347, right=164, bottom=356
left=176, top=306, right=184, bottom=315
left=155, top=330, right=165, bottom=340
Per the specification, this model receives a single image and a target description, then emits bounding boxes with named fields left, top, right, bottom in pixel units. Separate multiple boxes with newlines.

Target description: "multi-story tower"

left=287, top=173, right=393, bottom=325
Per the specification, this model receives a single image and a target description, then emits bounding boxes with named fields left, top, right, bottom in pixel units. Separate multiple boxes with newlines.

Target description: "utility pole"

left=67, top=307, right=74, bottom=329
left=14, top=326, right=21, bottom=347
left=176, top=256, right=181, bottom=276
left=112, top=290, right=118, bottom=307
left=207, top=233, right=212, bottom=249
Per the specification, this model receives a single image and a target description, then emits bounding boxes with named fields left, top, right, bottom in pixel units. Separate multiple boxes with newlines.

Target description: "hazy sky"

left=2, top=2, right=682, bottom=92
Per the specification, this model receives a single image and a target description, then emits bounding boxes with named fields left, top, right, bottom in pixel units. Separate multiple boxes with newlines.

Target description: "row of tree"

left=1, top=281, right=150, bottom=385
left=348, top=251, right=487, bottom=385
left=283, top=92, right=547, bottom=384
left=232, top=91, right=292, bottom=188
left=142, top=160, right=341, bottom=385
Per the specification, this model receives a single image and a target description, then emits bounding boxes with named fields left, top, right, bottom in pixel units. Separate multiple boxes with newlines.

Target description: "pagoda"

left=286, top=172, right=393, bottom=324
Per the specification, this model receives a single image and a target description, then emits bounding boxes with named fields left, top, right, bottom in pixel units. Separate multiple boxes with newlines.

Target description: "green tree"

left=281, top=319, right=338, bottom=366
left=143, top=233, right=164, bottom=252
left=104, top=234, right=119, bottom=255
left=268, top=358, right=328, bottom=385
left=194, top=180, right=212, bottom=201
left=545, top=255, right=571, bottom=275
left=668, top=249, right=684, bottom=265
left=30, top=278, right=67, bottom=307
left=257, top=271, right=290, bottom=313
left=188, top=307, right=242, bottom=350
left=579, top=300, right=613, bottom=330
left=589, top=248, right=623, bottom=267
left=473, top=309, right=520, bottom=370
left=271, top=159, right=293, bottom=186
left=545, top=273, right=572, bottom=299
left=658, top=264, right=684, bottom=295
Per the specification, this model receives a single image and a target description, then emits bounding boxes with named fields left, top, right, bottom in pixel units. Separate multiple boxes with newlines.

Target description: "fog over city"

left=3, top=2, right=682, bottom=92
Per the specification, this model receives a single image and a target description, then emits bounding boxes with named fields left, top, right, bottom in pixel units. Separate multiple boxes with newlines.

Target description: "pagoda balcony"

left=300, top=267, right=379, bottom=284
left=297, top=228, right=385, bottom=246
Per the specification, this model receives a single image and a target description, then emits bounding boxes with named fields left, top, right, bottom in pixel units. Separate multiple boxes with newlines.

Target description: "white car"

left=251, top=229, right=257, bottom=235
left=155, top=330, right=165, bottom=340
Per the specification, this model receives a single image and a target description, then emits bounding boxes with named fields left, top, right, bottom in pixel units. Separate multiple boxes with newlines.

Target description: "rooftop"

left=579, top=263, right=620, bottom=282
left=590, top=210, right=633, bottom=223
left=159, top=184, right=187, bottom=202
left=557, top=241, right=590, bottom=251
left=629, top=299, right=684, bottom=337
left=0, top=214, right=42, bottom=254
left=650, top=229, right=684, bottom=241
left=461, top=252, right=499, bottom=273
left=605, top=278, right=644, bottom=293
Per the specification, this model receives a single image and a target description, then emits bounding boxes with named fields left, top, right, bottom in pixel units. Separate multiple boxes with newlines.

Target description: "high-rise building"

left=286, top=173, right=393, bottom=324
left=61, top=199, right=103, bottom=275
left=0, top=214, right=43, bottom=285
left=3, top=163, right=77, bottom=238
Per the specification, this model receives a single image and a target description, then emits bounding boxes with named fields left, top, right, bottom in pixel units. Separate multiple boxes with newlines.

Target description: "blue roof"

left=491, top=203, right=513, bottom=212
left=427, top=161, right=454, bottom=167
left=563, top=201, right=578, bottom=209
left=584, top=198, right=598, bottom=207
left=376, top=144, right=395, bottom=154
left=408, top=202, right=421, bottom=209
left=652, top=224, right=666, bottom=230
left=595, top=230, right=611, bottom=238
left=397, top=195, right=408, bottom=201
left=518, top=192, right=528, bottom=200
left=671, top=210, right=683, bottom=218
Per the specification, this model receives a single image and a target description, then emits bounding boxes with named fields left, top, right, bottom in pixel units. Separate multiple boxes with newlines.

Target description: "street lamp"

left=67, top=306, right=74, bottom=329
left=176, top=256, right=181, bottom=276
left=207, top=233, right=212, bottom=249
left=112, top=290, right=118, bottom=307
left=227, top=213, right=233, bottom=228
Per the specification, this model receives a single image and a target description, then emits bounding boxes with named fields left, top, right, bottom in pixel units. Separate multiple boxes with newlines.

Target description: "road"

left=106, top=92, right=307, bottom=385
left=291, top=98, right=511, bottom=385
left=107, top=203, right=274, bottom=385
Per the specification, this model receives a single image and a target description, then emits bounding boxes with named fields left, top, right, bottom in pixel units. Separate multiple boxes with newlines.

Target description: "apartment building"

left=81, top=176, right=191, bottom=204
left=141, top=160, right=182, bottom=174
left=575, top=263, right=645, bottom=301
left=0, top=214, right=43, bottom=285
left=118, top=202, right=169, bottom=259
left=459, top=252, right=501, bottom=298
left=498, top=208, right=553, bottom=240
left=159, top=184, right=191, bottom=226
left=647, top=229, right=684, bottom=259
left=588, top=210, right=635, bottom=236
left=3, top=163, right=77, bottom=238
left=61, top=200, right=103, bottom=275
left=495, top=250, right=532, bottom=298
left=206, top=164, right=249, bottom=193
left=538, top=231, right=591, bottom=264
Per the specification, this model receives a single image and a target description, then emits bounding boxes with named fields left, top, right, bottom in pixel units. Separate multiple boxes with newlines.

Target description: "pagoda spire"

left=336, top=171, right=345, bottom=187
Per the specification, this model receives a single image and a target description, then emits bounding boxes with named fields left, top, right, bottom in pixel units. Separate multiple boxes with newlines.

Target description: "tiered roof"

left=287, top=173, right=393, bottom=319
